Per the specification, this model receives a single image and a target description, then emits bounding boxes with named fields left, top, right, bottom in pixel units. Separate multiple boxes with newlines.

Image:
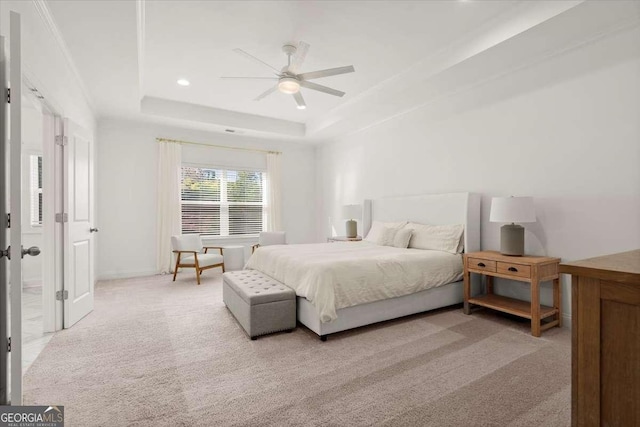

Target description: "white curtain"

left=156, top=142, right=182, bottom=274
left=266, top=152, right=283, bottom=231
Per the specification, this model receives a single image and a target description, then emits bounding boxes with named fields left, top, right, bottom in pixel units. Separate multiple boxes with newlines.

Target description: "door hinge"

left=55, top=135, right=67, bottom=146
left=5, top=213, right=9, bottom=229
left=6, top=88, right=10, bottom=104
left=55, top=213, right=68, bottom=223
left=6, top=337, right=10, bottom=352
left=55, top=290, right=68, bottom=301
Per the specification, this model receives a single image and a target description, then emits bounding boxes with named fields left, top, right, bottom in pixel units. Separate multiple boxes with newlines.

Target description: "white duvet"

left=245, top=242, right=463, bottom=323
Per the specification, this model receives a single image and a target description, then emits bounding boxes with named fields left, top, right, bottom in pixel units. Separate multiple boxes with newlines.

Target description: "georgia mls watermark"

left=0, top=406, right=64, bottom=427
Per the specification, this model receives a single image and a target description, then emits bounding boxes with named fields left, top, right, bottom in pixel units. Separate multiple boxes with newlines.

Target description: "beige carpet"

left=24, top=272, right=571, bottom=426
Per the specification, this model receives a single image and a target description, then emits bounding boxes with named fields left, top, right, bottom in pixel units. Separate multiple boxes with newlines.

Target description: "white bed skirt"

left=296, top=279, right=482, bottom=338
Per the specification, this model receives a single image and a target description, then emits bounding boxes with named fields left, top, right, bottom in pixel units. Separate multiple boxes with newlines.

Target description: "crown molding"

left=141, top=96, right=306, bottom=137
left=31, top=0, right=95, bottom=113
left=307, top=0, right=584, bottom=139
left=307, top=0, right=639, bottom=142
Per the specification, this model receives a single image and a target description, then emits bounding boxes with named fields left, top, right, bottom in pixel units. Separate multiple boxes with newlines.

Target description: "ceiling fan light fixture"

left=278, top=77, right=300, bottom=94
left=228, top=42, right=355, bottom=108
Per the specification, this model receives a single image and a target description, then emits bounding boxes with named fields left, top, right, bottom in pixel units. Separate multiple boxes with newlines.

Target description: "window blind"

left=30, top=155, right=43, bottom=226
left=180, top=166, right=265, bottom=237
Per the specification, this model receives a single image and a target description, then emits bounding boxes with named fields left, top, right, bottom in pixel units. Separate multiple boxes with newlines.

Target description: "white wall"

left=0, top=1, right=95, bottom=131
left=96, top=119, right=317, bottom=280
left=316, top=29, right=640, bottom=321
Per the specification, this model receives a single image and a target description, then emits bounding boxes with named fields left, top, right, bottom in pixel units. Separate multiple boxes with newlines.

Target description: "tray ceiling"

left=44, top=0, right=639, bottom=141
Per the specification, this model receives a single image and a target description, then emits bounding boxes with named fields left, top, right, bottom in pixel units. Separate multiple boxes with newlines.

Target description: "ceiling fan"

left=221, top=41, right=355, bottom=110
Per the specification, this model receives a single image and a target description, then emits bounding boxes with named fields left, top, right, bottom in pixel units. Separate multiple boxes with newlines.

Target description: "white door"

left=2, top=11, right=40, bottom=406
left=8, top=12, right=23, bottom=405
left=0, top=30, right=7, bottom=406
left=63, top=119, right=95, bottom=328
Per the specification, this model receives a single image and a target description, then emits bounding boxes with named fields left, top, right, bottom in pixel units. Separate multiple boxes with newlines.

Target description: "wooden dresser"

left=560, top=249, right=640, bottom=427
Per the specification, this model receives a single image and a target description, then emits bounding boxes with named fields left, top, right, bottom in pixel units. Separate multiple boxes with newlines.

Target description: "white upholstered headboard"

left=362, top=192, right=481, bottom=253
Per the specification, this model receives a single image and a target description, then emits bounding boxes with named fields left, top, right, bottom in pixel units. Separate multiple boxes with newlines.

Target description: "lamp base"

left=500, top=224, right=525, bottom=256
left=345, top=220, right=357, bottom=238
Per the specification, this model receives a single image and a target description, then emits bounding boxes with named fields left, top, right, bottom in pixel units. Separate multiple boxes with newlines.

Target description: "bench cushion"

left=180, top=253, right=223, bottom=267
left=223, top=270, right=295, bottom=305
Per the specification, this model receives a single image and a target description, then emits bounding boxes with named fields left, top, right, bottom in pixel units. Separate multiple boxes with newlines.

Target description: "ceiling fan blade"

left=233, top=48, right=281, bottom=74
left=300, top=80, right=345, bottom=97
left=298, top=65, right=355, bottom=81
left=293, top=91, right=306, bottom=109
left=289, top=41, right=310, bottom=73
left=220, top=76, right=279, bottom=80
left=254, top=85, right=278, bottom=101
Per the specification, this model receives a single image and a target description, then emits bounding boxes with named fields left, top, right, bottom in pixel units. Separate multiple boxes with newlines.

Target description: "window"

left=30, top=155, right=43, bottom=227
left=180, top=166, right=266, bottom=237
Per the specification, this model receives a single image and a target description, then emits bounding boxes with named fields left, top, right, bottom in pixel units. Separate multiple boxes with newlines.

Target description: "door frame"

left=17, top=76, right=62, bottom=334
left=19, top=77, right=83, bottom=335
left=42, top=111, right=63, bottom=332
left=19, top=76, right=63, bottom=333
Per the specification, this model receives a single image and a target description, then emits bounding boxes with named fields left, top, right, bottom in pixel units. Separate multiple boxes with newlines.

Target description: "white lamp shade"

left=490, top=197, right=536, bottom=223
left=342, top=204, right=362, bottom=220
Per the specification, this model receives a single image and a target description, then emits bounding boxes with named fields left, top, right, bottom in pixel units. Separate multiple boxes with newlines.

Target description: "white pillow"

left=364, top=221, right=407, bottom=243
left=393, top=228, right=413, bottom=248
left=405, top=222, right=465, bottom=254
left=376, top=226, right=399, bottom=246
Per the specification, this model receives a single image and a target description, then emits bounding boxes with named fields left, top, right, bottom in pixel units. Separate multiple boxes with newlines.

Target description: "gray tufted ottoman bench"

left=222, top=270, right=296, bottom=340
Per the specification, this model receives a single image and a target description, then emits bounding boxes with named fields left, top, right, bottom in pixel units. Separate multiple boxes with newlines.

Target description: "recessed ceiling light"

left=177, top=79, right=190, bottom=86
left=297, top=105, right=306, bottom=110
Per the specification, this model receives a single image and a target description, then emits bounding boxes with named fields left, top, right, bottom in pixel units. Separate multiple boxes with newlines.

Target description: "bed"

left=247, top=192, right=482, bottom=340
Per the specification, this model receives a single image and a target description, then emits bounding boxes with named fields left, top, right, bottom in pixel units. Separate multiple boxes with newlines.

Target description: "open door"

left=62, top=119, right=95, bottom=328
left=1, top=12, right=40, bottom=406
left=0, top=28, right=8, bottom=408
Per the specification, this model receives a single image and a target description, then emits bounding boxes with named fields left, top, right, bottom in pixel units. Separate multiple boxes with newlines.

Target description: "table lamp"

left=342, top=204, right=362, bottom=238
left=489, top=196, right=536, bottom=256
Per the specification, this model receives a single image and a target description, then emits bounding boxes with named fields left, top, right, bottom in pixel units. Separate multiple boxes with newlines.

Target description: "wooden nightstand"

left=327, top=236, right=362, bottom=242
left=463, top=250, right=561, bottom=337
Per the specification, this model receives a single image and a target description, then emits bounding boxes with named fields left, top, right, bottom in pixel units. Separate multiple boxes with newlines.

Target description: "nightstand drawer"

left=467, top=258, right=496, bottom=272
left=497, top=262, right=531, bottom=278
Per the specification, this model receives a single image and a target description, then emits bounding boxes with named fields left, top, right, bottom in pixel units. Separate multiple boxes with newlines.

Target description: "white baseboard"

left=96, top=269, right=159, bottom=281
left=562, top=313, right=572, bottom=329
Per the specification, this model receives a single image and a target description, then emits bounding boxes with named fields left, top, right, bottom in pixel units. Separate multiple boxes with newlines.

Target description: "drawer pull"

left=477, top=262, right=486, bottom=267
left=508, top=267, right=518, bottom=272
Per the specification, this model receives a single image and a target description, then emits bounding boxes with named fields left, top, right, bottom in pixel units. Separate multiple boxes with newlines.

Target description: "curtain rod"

left=156, top=137, right=281, bottom=155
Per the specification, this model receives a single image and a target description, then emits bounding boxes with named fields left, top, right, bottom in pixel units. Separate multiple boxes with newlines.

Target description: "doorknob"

left=22, top=246, right=40, bottom=258
left=90, top=228, right=99, bottom=233
left=0, top=246, right=40, bottom=260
